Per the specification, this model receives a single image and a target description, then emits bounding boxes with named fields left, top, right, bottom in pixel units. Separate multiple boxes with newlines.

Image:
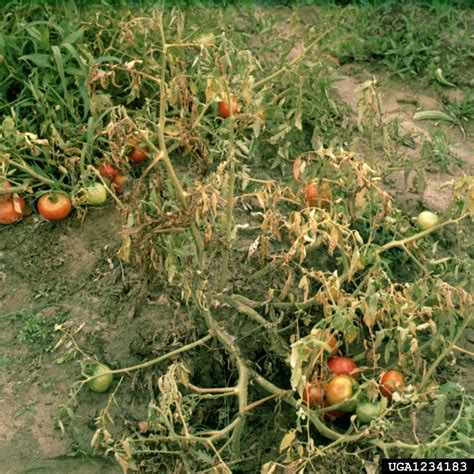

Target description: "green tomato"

left=417, top=211, right=438, bottom=231
left=83, top=184, right=107, bottom=205
left=87, top=363, right=113, bottom=393
left=356, top=401, right=381, bottom=424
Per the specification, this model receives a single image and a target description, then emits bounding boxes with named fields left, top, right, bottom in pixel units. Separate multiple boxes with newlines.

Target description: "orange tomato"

left=218, top=99, right=238, bottom=118
left=0, top=195, right=25, bottom=224
left=304, top=182, right=332, bottom=208
left=112, top=175, right=127, bottom=193
left=380, top=370, right=405, bottom=400
left=37, top=193, right=72, bottom=221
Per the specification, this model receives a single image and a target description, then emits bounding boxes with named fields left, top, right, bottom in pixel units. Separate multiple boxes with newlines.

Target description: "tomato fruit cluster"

left=301, top=350, right=406, bottom=425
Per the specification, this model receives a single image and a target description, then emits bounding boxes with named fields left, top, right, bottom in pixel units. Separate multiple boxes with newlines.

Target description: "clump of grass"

left=334, top=2, right=471, bottom=84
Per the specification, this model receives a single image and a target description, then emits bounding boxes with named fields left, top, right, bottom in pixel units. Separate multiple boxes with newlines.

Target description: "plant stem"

left=419, top=314, right=472, bottom=391
left=85, top=334, right=212, bottom=380
left=219, top=84, right=237, bottom=290
left=252, top=29, right=331, bottom=90
left=194, top=293, right=248, bottom=454
left=143, top=14, right=205, bottom=265
left=376, top=213, right=470, bottom=255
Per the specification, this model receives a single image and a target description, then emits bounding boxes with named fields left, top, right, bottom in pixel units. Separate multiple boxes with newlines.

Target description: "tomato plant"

left=98, top=162, right=120, bottom=180
left=304, top=182, right=332, bottom=208
left=356, top=401, right=381, bottom=424
left=417, top=211, right=439, bottom=230
left=380, top=370, right=405, bottom=400
left=327, top=357, right=359, bottom=379
left=129, top=145, right=149, bottom=163
left=305, top=329, right=338, bottom=359
left=302, top=382, right=325, bottom=408
left=37, top=193, right=72, bottom=221
left=321, top=400, right=346, bottom=420
left=218, top=99, right=238, bottom=118
left=326, top=375, right=356, bottom=411
left=87, top=363, right=113, bottom=393
left=0, top=195, right=25, bottom=224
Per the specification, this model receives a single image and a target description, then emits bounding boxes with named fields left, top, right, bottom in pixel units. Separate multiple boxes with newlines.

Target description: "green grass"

left=333, top=2, right=472, bottom=85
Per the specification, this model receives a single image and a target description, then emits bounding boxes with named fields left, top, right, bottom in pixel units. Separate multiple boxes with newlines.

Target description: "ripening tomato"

left=218, top=99, right=238, bottom=118
left=0, top=195, right=25, bottom=224
left=87, top=363, right=113, bottom=393
left=37, top=193, right=72, bottom=221
left=326, top=375, right=356, bottom=411
left=112, top=175, right=127, bottom=193
left=328, top=357, right=359, bottom=380
left=302, top=382, right=325, bottom=408
left=129, top=145, right=149, bottom=163
left=380, top=370, right=405, bottom=400
left=98, top=162, right=120, bottom=180
left=304, top=182, right=332, bottom=208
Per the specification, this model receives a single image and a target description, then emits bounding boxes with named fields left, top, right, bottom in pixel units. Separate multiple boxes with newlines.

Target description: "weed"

left=17, top=308, right=66, bottom=352
left=421, top=129, right=463, bottom=173
left=335, top=3, right=471, bottom=84
left=0, top=355, right=12, bottom=371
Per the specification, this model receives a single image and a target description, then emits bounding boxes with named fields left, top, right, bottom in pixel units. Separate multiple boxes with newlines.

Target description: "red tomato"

left=304, top=182, right=332, bottom=208
left=302, top=383, right=325, bottom=408
left=380, top=370, right=405, bottom=400
left=129, top=145, right=149, bottom=163
left=98, top=162, right=120, bottom=180
left=112, top=175, right=127, bottom=193
left=328, top=357, right=359, bottom=380
left=326, top=375, right=355, bottom=411
left=218, top=99, right=238, bottom=118
left=0, top=195, right=25, bottom=224
left=37, top=193, right=72, bottom=221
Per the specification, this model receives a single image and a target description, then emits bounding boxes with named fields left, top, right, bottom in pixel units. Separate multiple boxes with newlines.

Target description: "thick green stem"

left=376, top=213, right=470, bottom=255
left=419, top=314, right=472, bottom=391
left=219, top=85, right=237, bottom=290
left=152, top=15, right=204, bottom=265
left=194, top=294, right=248, bottom=454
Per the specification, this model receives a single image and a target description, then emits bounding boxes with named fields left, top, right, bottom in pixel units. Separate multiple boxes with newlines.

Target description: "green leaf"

left=19, top=54, right=52, bottom=68
left=431, top=394, right=446, bottom=431
left=61, top=28, right=84, bottom=45
left=456, top=432, right=471, bottom=448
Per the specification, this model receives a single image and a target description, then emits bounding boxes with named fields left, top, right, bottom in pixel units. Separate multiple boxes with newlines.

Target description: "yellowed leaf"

left=117, top=235, right=131, bottom=263
left=279, top=430, right=296, bottom=452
